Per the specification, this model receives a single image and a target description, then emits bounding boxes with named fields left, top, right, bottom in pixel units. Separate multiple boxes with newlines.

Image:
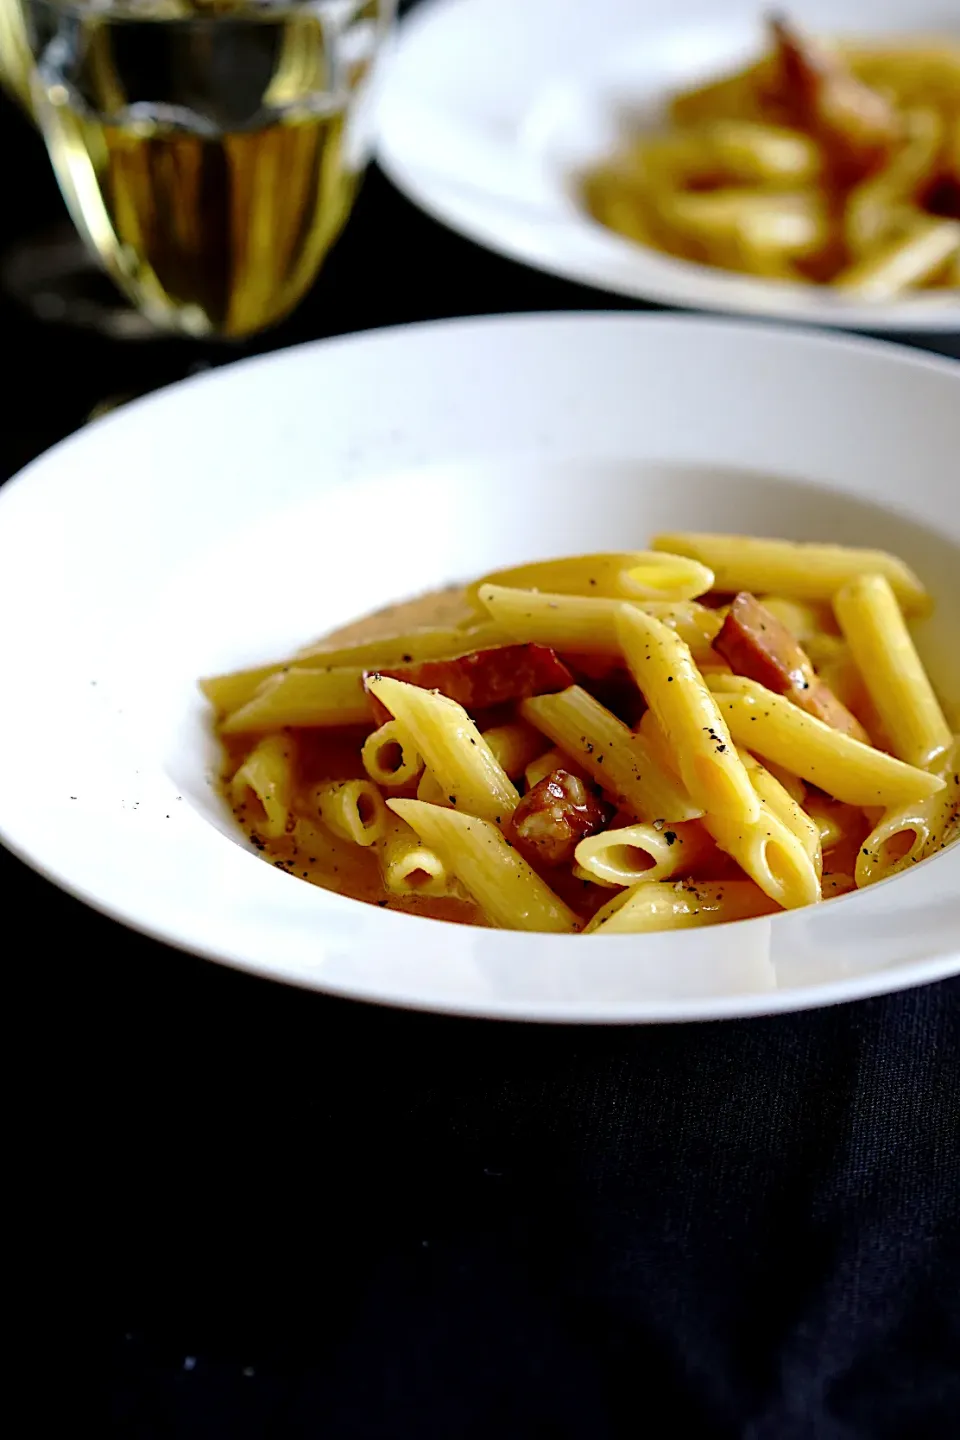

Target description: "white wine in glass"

left=23, top=0, right=394, bottom=339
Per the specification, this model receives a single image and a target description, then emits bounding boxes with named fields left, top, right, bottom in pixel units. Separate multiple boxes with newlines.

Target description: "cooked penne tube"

left=844, top=108, right=944, bottom=257
left=738, top=749, right=821, bottom=875
left=802, top=632, right=850, bottom=670
left=651, top=534, right=931, bottom=615
left=202, top=620, right=506, bottom=716
left=699, top=118, right=822, bottom=184
left=315, top=779, right=389, bottom=847
left=833, top=573, right=952, bottom=770
left=417, top=769, right=451, bottom=807
left=856, top=739, right=960, bottom=888
left=757, top=758, right=806, bottom=805
left=583, top=879, right=780, bottom=934
left=468, top=551, right=713, bottom=603
left=524, top=746, right=586, bottom=790
left=475, top=585, right=723, bottom=658
left=703, top=797, right=821, bottom=909
left=481, top=721, right=549, bottom=781
left=616, top=605, right=760, bottom=824
left=361, top=720, right=424, bottom=787
left=221, top=667, right=372, bottom=733
left=522, top=686, right=703, bottom=823
left=230, top=734, right=295, bottom=839
left=575, top=819, right=713, bottom=886
left=834, top=216, right=960, bottom=299
left=708, top=676, right=946, bottom=807
left=388, top=799, right=579, bottom=932
left=366, top=676, right=518, bottom=824
left=758, top=596, right=835, bottom=643
left=378, top=815, right=459, bottom=898
left=572, top=863, right=621, bottom=889
left=803, top=793, right=865, bottom=852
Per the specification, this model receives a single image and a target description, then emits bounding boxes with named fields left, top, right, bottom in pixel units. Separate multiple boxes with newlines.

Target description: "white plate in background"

left=375, top=0, right=960, bottom=331
left=0, top=313, right=957, bottom=1020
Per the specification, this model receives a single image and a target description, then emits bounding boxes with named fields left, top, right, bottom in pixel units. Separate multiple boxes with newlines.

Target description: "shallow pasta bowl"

left=0, top=313, right=957, bottom=1021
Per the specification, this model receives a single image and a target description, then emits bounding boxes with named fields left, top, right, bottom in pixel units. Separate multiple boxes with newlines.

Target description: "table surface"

left=3, top=12, right=959, bottom=1434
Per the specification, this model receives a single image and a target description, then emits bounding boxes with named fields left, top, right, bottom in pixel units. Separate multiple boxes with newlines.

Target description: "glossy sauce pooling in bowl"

left=202, top=537, right=959, bottom=935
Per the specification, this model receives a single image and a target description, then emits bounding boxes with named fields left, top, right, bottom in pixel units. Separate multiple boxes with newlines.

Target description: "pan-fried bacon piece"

left=768, top=14, right=900, bottom=182
left=714, top=592, right=869, bottom=741
left=364, top=644, right=574, bottom=725
left=510, top=770, right=610, bottom=867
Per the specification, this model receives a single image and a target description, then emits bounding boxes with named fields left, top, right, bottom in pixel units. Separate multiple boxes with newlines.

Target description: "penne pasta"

left=221, top=666, right=372, bottom=733
left=378, top=815, right=459, bottom=898
left=366, top=676, right=518, bottom=824
left=230, top=734, right=295, bottom=839
left=583, top=879, right=780, bottom=934
left=572, top=862, right=621, bottom=889
left=475, top=584, right=723, bottom=659
left=616, top=605, right=760, bottom=824
left=758, top=595, right=836, bottom=643
left=833, top=573, right=952, bottom=770
left=738, top=749, right=821, bottom=876
left=315, top=779, right=389, bottom=847
left=757, top=758, right=805, bottom=806
left=522, top=686, right=703, bottom=823
left=388, top=799, right=579, bottom=932
left=481, top=720, right=549, bottom=781
left=361, top=720, right=424, bottom=787
left=417, top=769, right=452, bottom=807
left=468, top=551, right=714, bottom=603
left=856, top=739, right=960, bottom=888
left=214, top=532, right=957, bottom=934
left=708, top=676, right=946, bottom=807
left=703, top=797, right=821, bottom=909
left=804, top=793, right=865, bottom=852
left=202, top=620, right=507, bottom=716
left=575, top=819, right=713, bottom=886
left=524, top=745, right=586, bottom=790
left=651, top=534, right=931, bottom=615
left=834, top=216, right=960, bottom=300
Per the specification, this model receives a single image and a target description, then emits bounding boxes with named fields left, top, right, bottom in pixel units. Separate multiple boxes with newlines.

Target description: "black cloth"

left=2, top=13, right=959, bottom=1434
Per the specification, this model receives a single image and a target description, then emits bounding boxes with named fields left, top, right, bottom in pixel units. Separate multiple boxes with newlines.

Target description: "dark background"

left=3, top=2, right=959, bottom=1434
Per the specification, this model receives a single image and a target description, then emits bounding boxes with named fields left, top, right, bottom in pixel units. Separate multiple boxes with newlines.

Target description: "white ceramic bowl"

left=0, top=314, right=957, bottom=1020
left=376, top=0, right=960, bottom=332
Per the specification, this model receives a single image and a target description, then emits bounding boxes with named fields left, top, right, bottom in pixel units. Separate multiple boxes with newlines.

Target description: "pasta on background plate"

left=203, top=536, right=958, bottom=935
left=582, top=14, right=960, bottom=299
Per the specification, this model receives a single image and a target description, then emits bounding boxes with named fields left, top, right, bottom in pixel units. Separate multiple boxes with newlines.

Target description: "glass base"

left=0, top=221, right=167, bottom=341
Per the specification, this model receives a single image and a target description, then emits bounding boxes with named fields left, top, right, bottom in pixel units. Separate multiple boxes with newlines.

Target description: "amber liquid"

left=28, top=1, right=373, bottom=336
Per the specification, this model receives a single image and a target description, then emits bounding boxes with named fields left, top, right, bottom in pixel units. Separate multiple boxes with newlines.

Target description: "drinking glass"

left=15, top=0, right=394, bottom=340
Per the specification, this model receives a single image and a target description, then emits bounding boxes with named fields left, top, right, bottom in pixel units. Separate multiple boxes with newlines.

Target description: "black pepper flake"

left=401, top=654, right=412, bottom=663
left=667, top=676, right=674, bottom=682
left=585, top=742, right=594, bottom=753
left=664, top=831, right=677, bottom=845
left=448, top=795, right=457, bottom=805
left=596, top=755, right=604, bottom=764
left=377, top=899, right=388, bottom=907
